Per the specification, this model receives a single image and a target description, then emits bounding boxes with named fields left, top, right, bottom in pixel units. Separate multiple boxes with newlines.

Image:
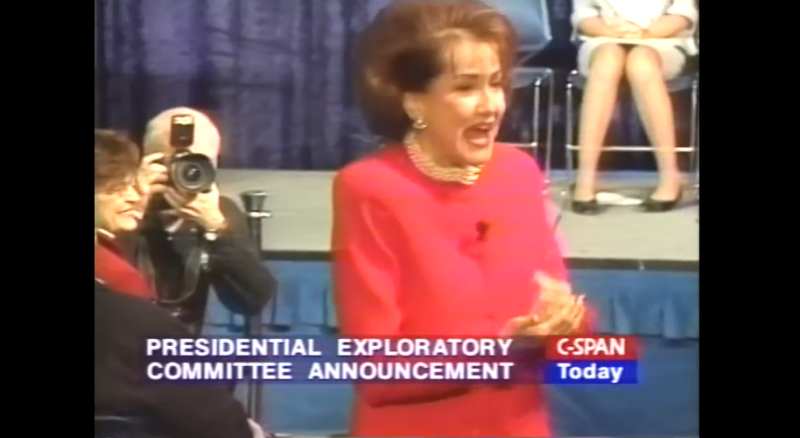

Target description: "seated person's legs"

left=575, top=43, right=627, bottom=205
left=625, top=45, right=686, bottom=204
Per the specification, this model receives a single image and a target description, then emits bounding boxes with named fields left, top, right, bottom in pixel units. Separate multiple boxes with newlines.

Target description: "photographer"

left=122, top=107, right=276, bottom=333
left=94, top=138, right=265, bottom=438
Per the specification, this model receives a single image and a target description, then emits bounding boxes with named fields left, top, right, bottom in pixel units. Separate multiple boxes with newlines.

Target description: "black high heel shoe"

left=569, top=183, right=599, bottom=215
left=640, top=189, right=683, bottom=213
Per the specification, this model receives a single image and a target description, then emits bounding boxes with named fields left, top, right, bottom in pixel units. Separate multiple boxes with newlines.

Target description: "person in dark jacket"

left=95, top=280, right=264, bottom=438
left=96, top=197, right=264, bottom=438
left=122, top=107, right=277, bottom=332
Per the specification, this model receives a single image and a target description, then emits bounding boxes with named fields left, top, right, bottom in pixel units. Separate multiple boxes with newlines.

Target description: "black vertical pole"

left=240, top=190, right=271, bottom=423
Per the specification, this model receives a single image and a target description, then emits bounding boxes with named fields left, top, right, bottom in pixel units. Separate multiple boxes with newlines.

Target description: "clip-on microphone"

left=239, top=190, right=272, bottom=423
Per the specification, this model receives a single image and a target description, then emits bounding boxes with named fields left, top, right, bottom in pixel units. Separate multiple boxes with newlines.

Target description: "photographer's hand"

left=138, top=153, right=170, bottom=197
left=164, top=185, right=226, bottom=231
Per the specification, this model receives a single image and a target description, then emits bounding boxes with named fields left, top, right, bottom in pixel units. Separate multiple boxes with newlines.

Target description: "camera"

left=166, top=114, right=216, bottom=193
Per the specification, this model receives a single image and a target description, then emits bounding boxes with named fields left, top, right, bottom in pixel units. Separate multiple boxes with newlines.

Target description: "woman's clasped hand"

left=503, top=273, right=587, bottom=339
left=603, top=16, right=646, bottom=39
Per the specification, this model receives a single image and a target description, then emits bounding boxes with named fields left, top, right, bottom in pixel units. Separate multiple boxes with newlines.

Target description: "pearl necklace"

left=404, top=133, right=483, bottom=185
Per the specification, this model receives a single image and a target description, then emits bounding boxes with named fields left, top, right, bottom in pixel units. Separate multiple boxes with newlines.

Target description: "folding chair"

left=482, top=0, right=555, bottom=188
left=564, top=60, right=699, bottom=191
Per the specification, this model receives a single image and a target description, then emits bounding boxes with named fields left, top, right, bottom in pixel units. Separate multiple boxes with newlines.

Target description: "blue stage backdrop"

left=95, top=0, right=688, bottom=171
left=95, top=0, right=394, bottom=170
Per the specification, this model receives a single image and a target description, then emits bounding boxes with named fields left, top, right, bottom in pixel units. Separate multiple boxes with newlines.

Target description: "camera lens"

left=169, top=153, right=216, bottom=193
left=182, top=165, right=201, bottom=183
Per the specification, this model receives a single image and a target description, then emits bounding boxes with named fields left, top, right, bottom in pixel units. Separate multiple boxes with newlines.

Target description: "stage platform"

left=217, top=169, right=699, bottom=271
left=207, top=169, right=699, bottom=437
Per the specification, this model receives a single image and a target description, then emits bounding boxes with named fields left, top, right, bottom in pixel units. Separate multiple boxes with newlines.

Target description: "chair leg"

left=565, top=78, right=576, bottom=185
left=544, top=72, right=555, bottom=192
left=530, top=75, right=548, bottom=193
left=690, top=77, right=699, bottom=197
left=532, top=77, right=542, bottom=159
left=694, top=126, right=699, bottom=200
left=694, top=146, right=699, bottom=200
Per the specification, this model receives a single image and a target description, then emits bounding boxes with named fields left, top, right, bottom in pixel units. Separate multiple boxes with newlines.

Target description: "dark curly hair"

left=355, top=0, right=518, bottom=142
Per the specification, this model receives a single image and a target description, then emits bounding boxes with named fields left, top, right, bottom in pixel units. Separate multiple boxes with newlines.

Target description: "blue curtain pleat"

left=95, top=0, right=688, bottom=170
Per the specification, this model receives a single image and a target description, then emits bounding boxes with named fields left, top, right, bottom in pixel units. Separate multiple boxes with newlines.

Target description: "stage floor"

left=218, top=169, right=699, bottom=271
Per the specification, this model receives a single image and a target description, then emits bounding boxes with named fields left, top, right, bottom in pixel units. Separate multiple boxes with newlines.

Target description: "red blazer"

left=95, top=233, right=154, bottom=300
left=332, top=145, right=587, bottom=437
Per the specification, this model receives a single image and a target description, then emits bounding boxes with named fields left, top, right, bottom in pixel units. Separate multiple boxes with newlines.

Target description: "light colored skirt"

left=578, top=38, right=688, bottom=80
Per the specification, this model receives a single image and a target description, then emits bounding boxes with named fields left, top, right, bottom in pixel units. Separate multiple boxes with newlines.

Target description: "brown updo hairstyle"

left=355, top=0, right=518, bottom=142
left=94, top=129, right=141, bottom=193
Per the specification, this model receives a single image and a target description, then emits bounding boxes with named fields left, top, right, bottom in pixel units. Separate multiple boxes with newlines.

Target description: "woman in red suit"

left=94, top=130, right=153, bottom=299
left=332, top=1, right=591, bottom=436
